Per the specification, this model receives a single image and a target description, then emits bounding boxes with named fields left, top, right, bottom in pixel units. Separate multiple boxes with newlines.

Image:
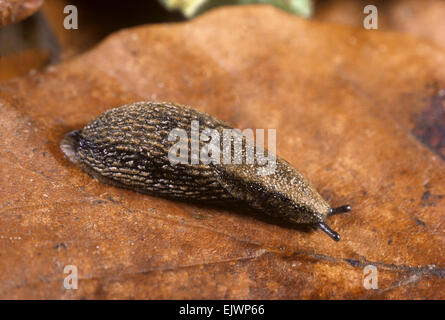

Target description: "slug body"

left=61, top=101, right=350, bottom=241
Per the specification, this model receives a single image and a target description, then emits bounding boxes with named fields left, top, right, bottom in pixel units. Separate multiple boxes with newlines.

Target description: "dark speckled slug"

left=60, top=101, right=351, bottom=241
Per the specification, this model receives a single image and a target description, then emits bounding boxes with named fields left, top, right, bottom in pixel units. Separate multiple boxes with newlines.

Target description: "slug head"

left=267, top=163, right=351, bottom=241
left=284, top=189, right=347, bottom=241
left=214, top=160, right=351, bottom=241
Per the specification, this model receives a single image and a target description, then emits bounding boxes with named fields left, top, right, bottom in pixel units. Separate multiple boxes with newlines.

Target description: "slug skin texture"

left=60, top=101, right=350, bottom=241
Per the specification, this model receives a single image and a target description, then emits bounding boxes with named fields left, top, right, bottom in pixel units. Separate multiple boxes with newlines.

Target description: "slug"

left=60, top=101, right=350, bottom=241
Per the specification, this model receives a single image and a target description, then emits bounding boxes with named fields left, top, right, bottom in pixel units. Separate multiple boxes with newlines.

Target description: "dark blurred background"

left=1, top=0, right=444, bottom=81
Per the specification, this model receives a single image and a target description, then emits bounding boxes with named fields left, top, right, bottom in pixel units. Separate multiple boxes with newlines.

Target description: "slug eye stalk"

left=317, top=204, right=351, bottom=241
left=330, top=204, right=351, bottom=216
left=317, top=222, right=340, bottom=241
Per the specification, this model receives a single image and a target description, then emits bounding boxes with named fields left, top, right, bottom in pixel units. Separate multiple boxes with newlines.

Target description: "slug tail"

left=60, top=130, right=82, bottom=164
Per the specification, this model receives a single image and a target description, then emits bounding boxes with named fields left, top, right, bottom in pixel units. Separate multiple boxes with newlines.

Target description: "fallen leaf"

left=0, top=5, right=444, bottom=299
